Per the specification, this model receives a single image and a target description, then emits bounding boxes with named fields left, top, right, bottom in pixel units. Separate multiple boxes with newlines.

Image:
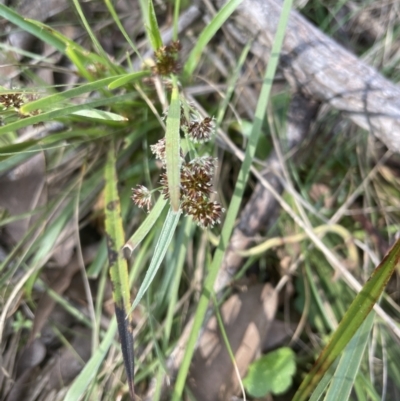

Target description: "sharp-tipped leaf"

left=293, top=239, right=400, bottom=401
left=130, top=207, right=181, bottom=313
left=72, top=109, right=128, bottom=121
left=108, top=71, right=151, bottom=90
left=147, top=0, right=163, bottom=50
left=0, top=4, right=66, bottom=52
left=323, top=311, right=375, bottom=401
left=104, top=144, right=135, bottom=399
left=0, top=93, right=134, bottom=135
left=123, top=196, right=168, bottom=256
left=21, top=76, right=120, bottom=113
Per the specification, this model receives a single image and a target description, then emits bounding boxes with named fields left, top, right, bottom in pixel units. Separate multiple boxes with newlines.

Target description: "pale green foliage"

left=243, top=347, right=296, bottom=397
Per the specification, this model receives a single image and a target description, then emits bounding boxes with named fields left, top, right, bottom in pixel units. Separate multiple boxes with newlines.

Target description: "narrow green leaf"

left=104, top=0, right=142, bottom=60
left=64, top=318, right=118, bottom=401
left=0, top=93, right=134, bottom=136
left=183, top=0, right=243, bottom=79
left=293, top=239, right=400, bottom=401
left=147, top=0, right=163, bottom=50
left=65, top=45, right=94, bottom=81
left=0, top=4, right=66, bottom=53
left=165, top=79, right=181, bottom=212
left=123, top=196, right=168, bottom=256
left=308, top=362, right=336, bottom=401
left=108, top=71, right=151, bottom=90
left=71, top=109, right=128, bottom=121
left=164, top=217, right=194, bottom=342
left=4, top=14, right=104, bottom=71
left=71, top=0, right=113, bottom=67
left=323, top=311, right=375, bottom=401
left=130, top=208, right=181, bottom=312
left=104, top=144, right=135, bottom=399
left=172, top=1, right=293, bottom=398
left=21, top=76, right=119, bottom=113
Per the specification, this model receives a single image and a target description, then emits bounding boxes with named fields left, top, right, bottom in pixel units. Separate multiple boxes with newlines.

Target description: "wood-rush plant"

left=132, top=108, right=224, bottom=229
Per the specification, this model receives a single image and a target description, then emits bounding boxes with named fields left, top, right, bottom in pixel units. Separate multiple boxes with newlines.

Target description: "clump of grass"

left=1, top=1, right=400, bottom=401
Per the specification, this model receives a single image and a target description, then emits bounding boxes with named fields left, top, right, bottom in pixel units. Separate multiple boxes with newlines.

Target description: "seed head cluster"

left=132, top=101, right=224, bottom=228
left=179, top=105, right=215, bottom=143
left=0, top=93, right=24, bottom=109
left=131, top=185, right=152, bottom=212
left=153, top=41, right=181, bottom=76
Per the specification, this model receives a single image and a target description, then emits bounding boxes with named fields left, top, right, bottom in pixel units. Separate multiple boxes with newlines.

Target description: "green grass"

left=1, top=1, right=400, bottom=401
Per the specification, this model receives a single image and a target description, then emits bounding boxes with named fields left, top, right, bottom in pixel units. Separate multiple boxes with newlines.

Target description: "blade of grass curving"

left=309, top=362, right=338, bottom=401
left=0, top=4, right=66, bottom=52
left=129, top=207, right=181, bottom=313
left=21, top=76, right=121, bottom=113
left=108, top=71, right=151, bottom=90
left=293, top=239, right=400, bottom=401
left=71, top=109, right=128, bottom=121
left=0, top=7, right=104, bottom=70
left=213, top=293, right=247, bottom=400
left=0, top=93, right=134, bottom=135
left=183, top=0, right=243, bottom=80
left=25, top=19, right=106, bottom=66
left=123, top=196, right=168, bottom=255
left=216, top=41, right=251, bottom=126
left=64, top=317, right=118, bottom=401
left=165, top=77, right=181, bottom=212
left=71, top=0, right=114, bottom=69
left=172, top=1, right=293, bottom=398
left=323, top=311, right=375, bottom=401
left=104, top=0, right=142, bottom=60
left=104, top=144, right=135, bottom=399
left=164, top=217, right=194, bottom=343
left=147, top=0, right=163, bottom=50
left=65, top=45, right=95, bottom=81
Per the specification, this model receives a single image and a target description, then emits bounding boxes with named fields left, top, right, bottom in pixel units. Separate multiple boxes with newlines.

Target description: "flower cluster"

left=131, top=101, right=223, bottom=228
left=0, top=93, right=24, bottom=109
left=153, top=41, right=181, bottom=76
left=157, top=156, right=223, bottom=228
left=131, top=185, right=152, bottom=212
left=179, top=105, right=215, bottom=143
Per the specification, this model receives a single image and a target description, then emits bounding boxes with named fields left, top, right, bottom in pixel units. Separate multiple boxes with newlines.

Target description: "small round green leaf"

left=243, top=347, right=296, bottom=398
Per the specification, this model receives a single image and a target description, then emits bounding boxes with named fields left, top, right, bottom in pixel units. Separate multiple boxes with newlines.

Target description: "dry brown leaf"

left=188, top=283, right=277, bottom=401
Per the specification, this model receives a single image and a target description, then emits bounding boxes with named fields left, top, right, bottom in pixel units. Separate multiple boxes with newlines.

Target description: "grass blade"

left=293, top=239, right=400, bottom=401
left=104, top=0, right=142, bottom=60
left=71, top=0, right=113, bottom=68
left=0, top=4, right=66, bottom=52
left=147, top=0, right=163, bottom=50
left=172, top=0, right=293, bottom=398
left=64, top=318, right=118, bottom=401
left=130, top=207, right=181, bottom=313
left=108, top=71, right=151, bottom=90
left=71, top=109, right=128, bottom=121
left=165, top=78, right=181, bottom=212
left=0, top=93, right=134, bottom=135
left=104, top=144, right=135, bottom=399
left=183, top=0, right=243, bottom=79
left=20, top=76, right=120, bottom=113
left=323, top=311, right=375, bottom=401
left=123, top=196, right=168, bottom=255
